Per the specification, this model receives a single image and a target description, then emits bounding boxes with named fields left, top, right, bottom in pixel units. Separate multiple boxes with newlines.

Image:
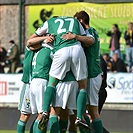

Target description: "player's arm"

left=27, top=36, right=49, bottom=47
left=27, top=35, right=54, bottom=50
left=27, top=36, right=46, bottom=50
left=27, top=21, right=50, bottom=47
left=78, top=20, right=94, bottom=46
left=75, top=34, right=94, bottom=47
left=61, top=32, right=94, bottom=47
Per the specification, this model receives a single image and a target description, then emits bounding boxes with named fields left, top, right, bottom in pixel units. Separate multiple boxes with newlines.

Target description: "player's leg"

left=98, top=89, right=107, bottom=114
left=65, top=81, right=78, bottom=133
left=49, top=107, right=60, bottom=133
left=87, top=74, right=103, bottom=133
left=30, top=114, right=47, bottom=133
left=56, top=80, right=79, bottom=133
left=76, top=79, right=87, bottom=120
left=30, top=78, right=47, bottom=133
left=38, top=76, right=59, bottom=130
left=39, top=48, right=71, bottom=128
left=58, top=108, right=69, bottom=133
left=43, top=76, right=59, bottom=113
left=17, top=83, right=31, bottom=133
left=43, top=47, right=71, bottom=113
left=70, top=44, right=89, bottom=129
left=52, top=81, right=73, bottom=133
left=54, top=82, right=69, bottom=133
left=68, top=110, right=77, bottom=133
left=98, top=89, right=110, bottom=133
left=17, top=114, right=31, bottom=133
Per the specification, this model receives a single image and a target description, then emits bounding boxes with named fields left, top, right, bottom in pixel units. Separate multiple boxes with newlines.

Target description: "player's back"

left=47, top=16, right=85, bottom=51
left=21, top=47, right=34, bottom=83
left=31, top=47, right=52, bottom=80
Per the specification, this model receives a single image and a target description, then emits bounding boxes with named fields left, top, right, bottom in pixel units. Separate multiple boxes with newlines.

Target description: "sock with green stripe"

left=59, top=119, right=68, bottom=133
left=92, top=118, right=103, bottom=133
left=30, top=119, right=47, bottom=133
left=76, top=89, right=87, bottom=119
left=49, top=114, right=59, bottom=133
left=17, top=120, right=26, bottom=133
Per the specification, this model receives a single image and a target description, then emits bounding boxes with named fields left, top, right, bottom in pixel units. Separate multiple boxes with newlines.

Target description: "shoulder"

left=88, top=27, right=99, bottom=38
left=88, top=27, right=98, bottom=34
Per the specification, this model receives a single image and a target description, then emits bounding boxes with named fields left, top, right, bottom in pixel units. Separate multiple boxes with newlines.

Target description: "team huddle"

left=17, top=11, right=103, bottom=133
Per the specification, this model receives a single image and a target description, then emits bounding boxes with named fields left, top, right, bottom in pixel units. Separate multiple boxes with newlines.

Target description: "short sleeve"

left=78, top=21, right=86, bottom=36
left=35, top=21, right=48, bottom=36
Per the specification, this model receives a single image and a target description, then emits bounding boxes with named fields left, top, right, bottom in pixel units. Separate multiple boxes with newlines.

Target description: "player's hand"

left=45, top=35, right=54, bottom=44
left=61, top=32, right=76, bottom=40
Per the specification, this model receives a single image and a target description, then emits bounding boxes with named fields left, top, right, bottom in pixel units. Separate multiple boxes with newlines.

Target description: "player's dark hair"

left=74, top=11, right=90, bottom=25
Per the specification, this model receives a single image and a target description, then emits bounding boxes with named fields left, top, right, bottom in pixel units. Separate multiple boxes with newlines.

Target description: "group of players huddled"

left=17, top=11, right=107, bottom=133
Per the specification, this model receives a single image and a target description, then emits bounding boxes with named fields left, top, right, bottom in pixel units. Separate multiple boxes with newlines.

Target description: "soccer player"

left=26, top=35, right=54, bottom=133
left=29, top=16, right=92, bottom=130
left=17, top=46, right=34, bottom=133
left=27, top=35, right=79, bottom=133
left=17, top=35, right=54, bottom=133
left=61, top=11, right=103, bottom=133
left=29, top=45, right=53, bottom=133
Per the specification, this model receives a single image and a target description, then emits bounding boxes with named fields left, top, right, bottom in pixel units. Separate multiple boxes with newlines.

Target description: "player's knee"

left=78, top=79, right=87, bottom=89
left=37, top=113, right=44, bottom=121
left=90, top=111, right=100, bottom=120
left=20, top=113, right=31, bottom=122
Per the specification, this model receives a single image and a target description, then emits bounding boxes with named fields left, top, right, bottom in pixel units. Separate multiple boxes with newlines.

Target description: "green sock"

left=76, top=89, right=86, bottom=119
left=49, top=115, right=59, bottom=133
left=43, top=86, right=56, bottom=112
left=92, top=118, right=103, bottom=133
left=59, top=119, right=68, bottom=133
left=30, top=119, right=47, bottom=133
left=17, top=120, right=26, bottom=133
left=84, top=115, right=91, bottom=133
left=84, top=115, right=91, bottom=126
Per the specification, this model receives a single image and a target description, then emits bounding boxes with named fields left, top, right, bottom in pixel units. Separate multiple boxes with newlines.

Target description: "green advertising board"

left=28, top=2, right=133, bottom=54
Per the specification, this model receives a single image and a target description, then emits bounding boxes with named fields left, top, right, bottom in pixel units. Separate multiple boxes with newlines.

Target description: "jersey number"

left=54, top=18, right=74, bottom=34
left=32, top=51, right=39, bottom=69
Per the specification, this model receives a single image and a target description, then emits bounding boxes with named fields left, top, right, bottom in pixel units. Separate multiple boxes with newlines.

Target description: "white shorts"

left=54, top=81, right=78, bottom=110
left=50, top=44, right=88, bottom=81
left=30, top=78, right=48, bottom=114
left=18, top=83, right=31, bottom=114
left=86, top=74, right=102, bottom=106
